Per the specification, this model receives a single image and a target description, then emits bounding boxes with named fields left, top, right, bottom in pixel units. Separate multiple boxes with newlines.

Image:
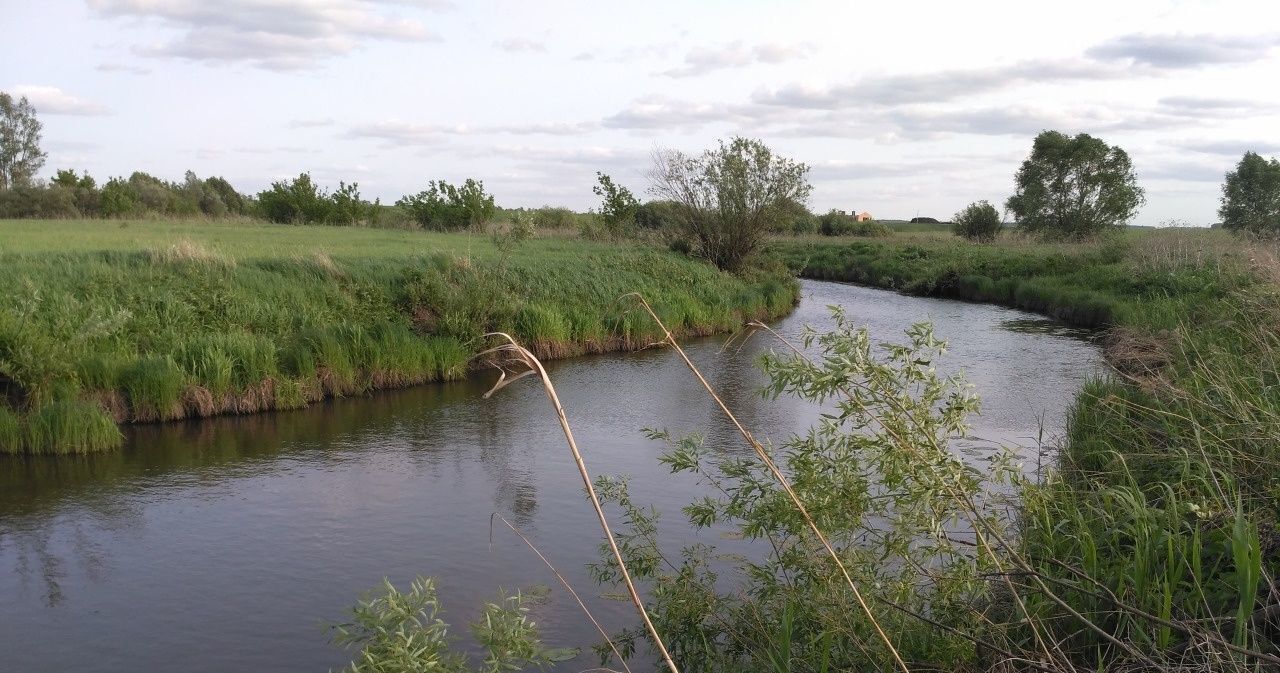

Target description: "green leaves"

left=333, top=576, right=576, bottom=673
left=1006, top=130, right=1146, bottom=240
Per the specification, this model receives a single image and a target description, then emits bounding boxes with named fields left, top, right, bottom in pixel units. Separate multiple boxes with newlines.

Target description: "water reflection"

left=0, top=280, right=1103, bottom=673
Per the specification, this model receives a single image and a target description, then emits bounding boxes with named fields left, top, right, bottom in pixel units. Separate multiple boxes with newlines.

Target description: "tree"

left=1005, top=131, right=1145, bottom=240
left=257, top=173, right=330, bottom=224
left=592, top=172, right=639, bottom=234
left=396, top=179, right=495, bottom=231
left=952, top=200, right=1002, bottom=242
left=649, top=137, right=811, bottom=272
left=1219, top=151, right=1280, bottom=236
left=0, top=93, right=47, bottom=189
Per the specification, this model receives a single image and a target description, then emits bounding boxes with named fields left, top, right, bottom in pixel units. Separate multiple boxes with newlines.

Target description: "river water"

left=0, top=280, right=1101, bottom=672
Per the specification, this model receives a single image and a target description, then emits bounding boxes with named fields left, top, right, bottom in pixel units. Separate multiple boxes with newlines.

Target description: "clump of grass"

left=120, top=356, right=187, bottom=421
left=146, top=239, right=236, bottom=269
left=0, top=405, right=21, bottom=454
left=23, top=399, right=122, bottom=454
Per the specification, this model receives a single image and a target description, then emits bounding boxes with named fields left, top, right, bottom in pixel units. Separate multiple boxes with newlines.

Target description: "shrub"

left=952, top=200, right=1002, bottom=242
left=396, top=179, right=495, bottom=231
left=817, top=209, right=891, bottom=237
left=634, top=199, right=682, bottom=230
left=257, top=173, right=332, bottom=224
left=650, top=137, right=812, bottom=272
left=530, top=206, right=573, bottom=230
left=592, top=172, right=639, bottom=235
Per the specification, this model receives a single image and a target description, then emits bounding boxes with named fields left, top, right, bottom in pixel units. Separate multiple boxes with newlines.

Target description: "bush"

left=530, top=206, right=573, bottom=230
left=952, top=200, right=1002, bottom=242
left=817, top=209, right=891, bottom=237
left=634, top=199, right=682, bottom=230
left=650, top=136, right=812, bottom=272
left=396, top=179, right=495, bottom=231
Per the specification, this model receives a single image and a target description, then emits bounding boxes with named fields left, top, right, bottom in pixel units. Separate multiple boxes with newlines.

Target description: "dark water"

left=0, top=280, right=1102, bottom=672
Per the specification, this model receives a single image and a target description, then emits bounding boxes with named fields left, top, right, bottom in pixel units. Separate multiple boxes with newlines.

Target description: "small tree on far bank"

left=649, top=137, right=811, bottom=272
left=0, top=93, right=47, bottom=189
left=1006, top=130, right=1145, bottom=240
left=592, top=172, right=639, bottom=235
left=1219, top=151, right=1280, bottom=236
left=952, top=200, right=1001, bottom=242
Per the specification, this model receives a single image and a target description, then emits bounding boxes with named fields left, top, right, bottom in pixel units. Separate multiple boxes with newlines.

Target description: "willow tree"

left=1006, top=131, right=1145, bottom=240
left=0, top=93, right=46, bottom=189
left=649, top=137, right=811, bottom=272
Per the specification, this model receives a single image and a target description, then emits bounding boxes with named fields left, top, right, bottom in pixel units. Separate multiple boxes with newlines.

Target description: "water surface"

left=0, top=280, right=1102, bottom=672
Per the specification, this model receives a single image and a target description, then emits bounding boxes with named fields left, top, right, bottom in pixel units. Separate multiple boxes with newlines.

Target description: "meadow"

left=0, top=219, right=798, bottom=455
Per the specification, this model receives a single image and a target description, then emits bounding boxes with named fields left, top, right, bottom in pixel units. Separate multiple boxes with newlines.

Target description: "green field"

left=773, top=228, right=1280, bottom=667
left=0, top=219, right=798, bottom=454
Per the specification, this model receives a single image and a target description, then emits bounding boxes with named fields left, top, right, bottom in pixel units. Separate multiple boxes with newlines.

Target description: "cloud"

left=96, top=62, right=152, bottom=74
left=1142, top=161, right=1229, bottom=183
left=494, top=37, right=547, bottom=53
left=8, top=85, right=112, bottom=116
left=1087, top=33, right=1280, bottom=68
left=1156, top=96, right=1280, bottom=118
left=344, top=119, right=599, bottom=145
left=289, top=118, right=335, bottom=128
left=754, top=59, right=1124, bottom=109
left=663, top=41, right=809, bottom=77
left=601, top=94, right=785, bottom=131
left=89, top=0, right=442, bottom=70
left=1173, top=139, right=1280, bottom=156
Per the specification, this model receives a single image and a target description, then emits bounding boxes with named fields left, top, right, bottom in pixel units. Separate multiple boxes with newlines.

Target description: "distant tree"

left=952, top=201, right=1002, bottom=242
left=396, top=179, right=495, bottom=231
left=51, top=168, right=100, bottom=215
left=1218, top=151, right=1280, bottom=236
left=257, top=173, right=330, bottom=224
left=1005, top=131, right=1145, bottom=240
left=910, top=216, right=940, bottom=224
left=0, top=93, right=47, bottom=189
left=100, top=177, right=138, bottom=217
left=592, top=172, right=639, bottom=234
left=329, top=181, right=378, bottom=225
left=649, top=137, right=811, bottom=272
left=203, top=176, right=248, bottom=216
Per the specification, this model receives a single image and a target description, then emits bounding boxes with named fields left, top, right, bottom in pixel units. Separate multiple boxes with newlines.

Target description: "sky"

left=3, top=0, right=1280, bottom=225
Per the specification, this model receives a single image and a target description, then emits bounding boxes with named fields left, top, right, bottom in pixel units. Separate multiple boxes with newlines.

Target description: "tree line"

left=4, top=89, right=1280, bottom=266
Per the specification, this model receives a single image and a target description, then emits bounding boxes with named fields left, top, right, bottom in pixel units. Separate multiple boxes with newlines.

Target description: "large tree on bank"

left=0, top=93, right=46, bottom=189
left=1219, top=151, right=1280, bottom=236
left=649, top=137, right=811, bottom=272
left=1006, top=131, right=1145, bottom=239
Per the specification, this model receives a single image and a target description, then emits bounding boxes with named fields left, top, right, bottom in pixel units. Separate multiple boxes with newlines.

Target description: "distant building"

left=854, top=211, right=873, bottom=222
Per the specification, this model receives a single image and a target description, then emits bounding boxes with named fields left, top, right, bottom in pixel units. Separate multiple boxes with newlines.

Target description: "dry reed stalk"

left=619, top=294, right=913, bottom=673
left=489, top=513, right=632, bottom=673
left=477, top=332, right=681, bottom=673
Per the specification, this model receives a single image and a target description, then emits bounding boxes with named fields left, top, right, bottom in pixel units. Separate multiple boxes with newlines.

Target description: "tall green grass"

left=0, top=219, right=798, bottom=454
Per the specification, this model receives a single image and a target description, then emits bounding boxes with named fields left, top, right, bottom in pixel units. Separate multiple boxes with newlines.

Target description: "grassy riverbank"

left=773, top=229, right=1280, bottom=668
left=0, top=219, right=798, bottom=455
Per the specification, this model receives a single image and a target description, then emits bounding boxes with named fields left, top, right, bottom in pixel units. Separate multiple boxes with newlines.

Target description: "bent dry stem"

left=477, top=331, right=681, bottom=673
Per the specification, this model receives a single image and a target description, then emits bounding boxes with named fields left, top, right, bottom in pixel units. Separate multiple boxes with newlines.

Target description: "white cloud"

left=663, top=41, right=810, bottom=77
left=8, top=85, right=112, bottom=116
left=90, top=0, right=443, bottom=69
left=494, top=37, right=547, bottom=53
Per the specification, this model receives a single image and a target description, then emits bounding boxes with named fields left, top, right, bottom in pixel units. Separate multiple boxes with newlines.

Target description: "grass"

left=0, top=218, right=798, bottom=454
left=771, top=227, right=1280, bottom=669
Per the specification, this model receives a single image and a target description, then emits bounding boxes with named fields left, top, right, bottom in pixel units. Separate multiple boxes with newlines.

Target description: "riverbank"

left=773, top=228, right=1280, bottom=668
left=0, top=219, right=798, bottom=455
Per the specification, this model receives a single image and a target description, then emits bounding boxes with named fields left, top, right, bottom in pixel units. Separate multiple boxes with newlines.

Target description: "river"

left=0, top=280, right=1102, bottom=672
